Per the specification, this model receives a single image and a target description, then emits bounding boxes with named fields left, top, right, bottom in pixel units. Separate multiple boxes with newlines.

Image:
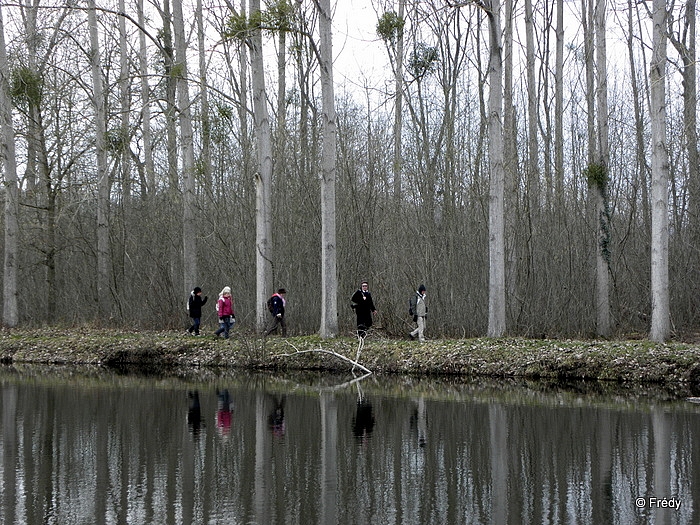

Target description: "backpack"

left=409, top=294, right=417, bottom=316
left=267, top=296, right=274, bottom=313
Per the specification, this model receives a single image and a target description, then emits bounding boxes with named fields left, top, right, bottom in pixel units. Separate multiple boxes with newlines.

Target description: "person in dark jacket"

left=351, top=281, right=376, bottom=338
left=187, top=287, right=208, bottom=335
left=264, top=288, right=287, bottom=336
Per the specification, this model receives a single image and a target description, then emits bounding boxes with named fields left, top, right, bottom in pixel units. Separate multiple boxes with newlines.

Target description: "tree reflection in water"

left=0, top=368, right=698, bottom=525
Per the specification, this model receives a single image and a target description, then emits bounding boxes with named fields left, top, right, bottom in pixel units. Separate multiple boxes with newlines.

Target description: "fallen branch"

left=353, top=335, right=365, bottom=373
left=280, top=341, right=372, bottom=375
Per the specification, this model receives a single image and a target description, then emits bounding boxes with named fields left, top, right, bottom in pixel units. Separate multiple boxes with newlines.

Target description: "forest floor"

left=1, top=328, right=700, bottom=393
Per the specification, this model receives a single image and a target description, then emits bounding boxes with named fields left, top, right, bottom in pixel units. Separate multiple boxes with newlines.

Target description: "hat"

left=193, top=287, right=202, bottom=294
left=221, top=286, right=231, bottom=295
left=418, top=284, right=426, bottom=293
left=277, top=288, right=287, bottom=294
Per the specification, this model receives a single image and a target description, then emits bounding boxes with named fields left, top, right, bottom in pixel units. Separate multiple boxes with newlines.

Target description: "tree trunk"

left=626, top=0, right=649, bottom=231
left=555, top=0, right=564, bottom=210
left=88, top=0, right=111, bottom=320
left=668, top=0, right=698, bottom=239
left=0, top=6, right=19, bottom=327
left=486, top=0, right=506, bottom=337
left=595, top=0, right=611, bottom=337
left=504, top=0, right=518, bottom=327
left=24, top=1, right=38, bottom=194
left=118, top=0, right=131, bottom=204
left=317, top=0, right=338, bottom=338
left=275, top=19, right=287, bottom=188
left=137, top=0, right=155, bottom=196
left=393, top=0, right=405, bottom=204
left=250, top=0, right=273, bottom=332
left=161, top=0, right=179, bottom=192
left=650, top=0, right=670, bottom=342
left=197, top=0, right=212, bottom=194
left=525, top=0, right=539, bottom=215
left=173, top=0, right=198, bottom=301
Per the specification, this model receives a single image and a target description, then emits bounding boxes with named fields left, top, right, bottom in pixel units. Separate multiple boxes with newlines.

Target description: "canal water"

left=0, top=365, right=698, bottom=525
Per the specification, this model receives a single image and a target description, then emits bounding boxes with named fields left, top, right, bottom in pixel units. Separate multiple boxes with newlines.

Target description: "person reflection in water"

left=216, top=389, right=233, bottom=437
left=352, top=397, right=375, bottom=443
left=268, top=396, right=286, bottom=438
left=410, top=397, right=427, bottom=448
left=187, top=391, right=203, bottom=438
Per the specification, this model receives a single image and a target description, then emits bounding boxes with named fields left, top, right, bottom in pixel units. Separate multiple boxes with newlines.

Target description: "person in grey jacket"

left=409, top=284, right=428, bottom=342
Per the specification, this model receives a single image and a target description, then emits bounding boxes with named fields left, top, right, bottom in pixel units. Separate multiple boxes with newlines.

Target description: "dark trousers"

left=264, top=315, right=286, bottom=336
left=188, top=317, right=201, bottom=335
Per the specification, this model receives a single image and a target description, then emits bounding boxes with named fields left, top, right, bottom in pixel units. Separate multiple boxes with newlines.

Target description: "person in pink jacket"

left=214, top=286, right=235, bottom=339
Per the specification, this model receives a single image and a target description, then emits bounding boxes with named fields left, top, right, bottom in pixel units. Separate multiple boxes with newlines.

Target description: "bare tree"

left=376, top=1, right=406, bottom=203
left=394, top=0, right=405, bottom=203
left=173, top=0, right=198, bottom=301
left=159, top=0, right=179, bottom=192
left=0, top=5, right=18, bottom=327
left=668, top=0, right=698, bottom=239
left=118, top=0, right=131, bottom=203
left=650, top=0, right=670, bottom=342
left=582, top=0, right=610, bottom=337
left=137, top=0, right=155, bottom=196
left=250, top=0, right=274, bottom=332
left=197, top=0, right=212, bottom=193
left=317, top=0, right=338, bottom=338
left=484, top=0, right=506, bottom=337
left=554, top=0, right=564, bottom=207
left=594, top=0, right=611, bottom=337
left=88, top=0, right=111, bottom=319
left=524, top=0, right=539, bottom=214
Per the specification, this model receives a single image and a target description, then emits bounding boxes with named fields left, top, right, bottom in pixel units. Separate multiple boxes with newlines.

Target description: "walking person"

left=409, top=284, right=428, bottom=342
left=214, top=286, right=235, bottom=339
left=351, top=281, right=377, bottom=338
left=187, top=287, right=208, bottom=336
left=264, top=288, right=287, bottom=336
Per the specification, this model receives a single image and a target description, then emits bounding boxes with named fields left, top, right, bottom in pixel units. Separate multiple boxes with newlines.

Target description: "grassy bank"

left=0, top=328, right=699, bottom=387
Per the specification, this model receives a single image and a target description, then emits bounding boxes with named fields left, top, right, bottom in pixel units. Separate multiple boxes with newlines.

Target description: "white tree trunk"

left=250, top=0, right=273, bottom=332
left=318, top=0, right=338, bottom=338
left=197, top=0, right=211, bottom=192
left=486, top=0, right=506, bottom=337
left=137, top=0, right=154, bottom=196
left=650, top=0, right=670, bottom=342
left=172, top=0, right=198, bottom=300
left=88, top=0, right=111, bottom=320
left=0, top=6, right=18, bottom=327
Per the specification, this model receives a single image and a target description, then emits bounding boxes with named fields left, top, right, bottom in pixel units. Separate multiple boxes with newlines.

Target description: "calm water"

left=0, top=365, right=699, bottom=525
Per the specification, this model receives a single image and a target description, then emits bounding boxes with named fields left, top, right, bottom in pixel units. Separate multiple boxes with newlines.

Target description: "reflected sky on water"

left=0, top=365, right=699, bottom=524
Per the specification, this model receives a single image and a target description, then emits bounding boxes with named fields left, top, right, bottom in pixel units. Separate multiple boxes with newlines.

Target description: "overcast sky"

left=330, top=0, right=391, bottom=95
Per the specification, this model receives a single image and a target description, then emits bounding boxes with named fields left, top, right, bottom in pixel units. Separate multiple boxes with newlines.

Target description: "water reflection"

left=0, top=366, right=698, bottom=524
left=268, top=395, right=286, bottom=439
left=215, top=388, right=233, bottom=437
left=187, top=390, right=203, bottom=438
